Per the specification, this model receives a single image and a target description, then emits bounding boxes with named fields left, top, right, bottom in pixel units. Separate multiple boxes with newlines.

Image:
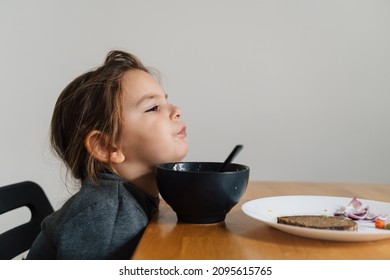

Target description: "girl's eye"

left=145, top=105, right=159, bottom=113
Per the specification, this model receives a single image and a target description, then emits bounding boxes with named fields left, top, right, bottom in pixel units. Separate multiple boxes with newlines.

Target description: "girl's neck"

left=113, top=163, right=159, bottom=197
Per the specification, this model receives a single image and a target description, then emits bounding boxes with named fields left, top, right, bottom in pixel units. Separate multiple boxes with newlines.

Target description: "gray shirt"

left=26, top=172, right=159, bottom=260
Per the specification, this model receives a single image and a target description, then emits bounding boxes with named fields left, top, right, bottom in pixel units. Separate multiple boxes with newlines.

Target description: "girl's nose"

left=170, top=105, right=181, bottom=120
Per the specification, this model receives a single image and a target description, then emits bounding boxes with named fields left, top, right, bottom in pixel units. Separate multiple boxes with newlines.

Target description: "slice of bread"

left=277, top=215, right=358, bottom=231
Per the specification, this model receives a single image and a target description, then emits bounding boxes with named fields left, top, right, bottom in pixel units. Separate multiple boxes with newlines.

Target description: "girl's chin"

left=156, top=145, right=188, bottom=164
left=166, top=152, right=188, bottom=164
left=173, top=145, right=189, bottom=161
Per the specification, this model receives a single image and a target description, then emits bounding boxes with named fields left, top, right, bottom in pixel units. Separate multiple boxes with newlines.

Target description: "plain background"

left=1, top=0, right=390, bottom=235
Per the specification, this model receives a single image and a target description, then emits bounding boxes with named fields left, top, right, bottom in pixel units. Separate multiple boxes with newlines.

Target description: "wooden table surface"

left=132, top=181, right=390, bottom=260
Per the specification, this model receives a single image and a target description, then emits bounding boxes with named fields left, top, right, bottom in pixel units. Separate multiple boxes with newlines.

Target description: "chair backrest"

left=0, top=181, right=54, bottom=259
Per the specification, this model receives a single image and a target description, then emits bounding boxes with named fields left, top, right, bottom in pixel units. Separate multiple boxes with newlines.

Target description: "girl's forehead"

left=122, top=69, right=158, bottom=88
left=121, top=70, right=165, bottom=103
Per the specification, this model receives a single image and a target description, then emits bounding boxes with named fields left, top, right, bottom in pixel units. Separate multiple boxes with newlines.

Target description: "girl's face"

left=117, top=70, right=188, bottom=173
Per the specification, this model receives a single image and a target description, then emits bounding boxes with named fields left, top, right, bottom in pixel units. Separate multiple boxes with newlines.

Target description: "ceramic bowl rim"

left=155, top=161, right=250, bottom=174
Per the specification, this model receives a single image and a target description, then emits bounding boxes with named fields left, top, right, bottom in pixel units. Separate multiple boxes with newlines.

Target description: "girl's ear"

left=84, top=130, right=125, bottom=164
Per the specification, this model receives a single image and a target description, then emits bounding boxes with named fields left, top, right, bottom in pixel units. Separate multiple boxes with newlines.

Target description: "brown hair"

left=50, top=50, right=149, bottom=182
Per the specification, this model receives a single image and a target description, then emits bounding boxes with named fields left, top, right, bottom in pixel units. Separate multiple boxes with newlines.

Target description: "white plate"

left=241, top=195, right=390, bottom=242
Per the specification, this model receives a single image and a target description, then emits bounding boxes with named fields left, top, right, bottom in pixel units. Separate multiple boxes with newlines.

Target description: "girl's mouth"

left=177, top=126, right=187, bottom=137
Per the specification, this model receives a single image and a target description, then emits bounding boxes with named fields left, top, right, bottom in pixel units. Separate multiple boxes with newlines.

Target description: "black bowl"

left=155, top=162, right=250, bottom=224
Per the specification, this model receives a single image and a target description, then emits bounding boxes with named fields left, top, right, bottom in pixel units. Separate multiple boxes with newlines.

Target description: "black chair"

left=0, top=181, right=54, bottom=259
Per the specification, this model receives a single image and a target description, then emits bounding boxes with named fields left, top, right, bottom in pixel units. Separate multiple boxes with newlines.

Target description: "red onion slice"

left=334, top=197, right=387, bottom=221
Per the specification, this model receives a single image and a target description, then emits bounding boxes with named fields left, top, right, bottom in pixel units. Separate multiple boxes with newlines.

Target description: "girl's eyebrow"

left=136, top=93, right=168, bottom=107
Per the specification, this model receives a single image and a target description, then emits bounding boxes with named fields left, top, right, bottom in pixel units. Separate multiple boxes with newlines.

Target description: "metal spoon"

left=218, top=145, right=244, bottom=172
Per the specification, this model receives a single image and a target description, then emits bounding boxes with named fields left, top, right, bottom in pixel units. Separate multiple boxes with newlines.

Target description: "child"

left=27, top=50, right=188, bottom=259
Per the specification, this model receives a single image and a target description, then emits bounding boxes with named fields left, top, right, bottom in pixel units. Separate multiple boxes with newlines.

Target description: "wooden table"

left=132, top=181, right=390, bottom=259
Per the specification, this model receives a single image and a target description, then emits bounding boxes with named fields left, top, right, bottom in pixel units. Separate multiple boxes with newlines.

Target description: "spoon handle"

left=218, top=145, right=243, bottom=172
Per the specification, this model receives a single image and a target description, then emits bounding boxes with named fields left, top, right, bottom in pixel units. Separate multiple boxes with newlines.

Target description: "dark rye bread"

left=277, top=215, right=358, bottom=231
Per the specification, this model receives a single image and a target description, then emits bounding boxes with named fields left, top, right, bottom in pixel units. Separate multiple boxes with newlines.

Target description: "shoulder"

left=47, top=176, right=138, bottom=226
left=43, top=173, right=158, bottom=234
left=29, top=173, right=159, bottom=259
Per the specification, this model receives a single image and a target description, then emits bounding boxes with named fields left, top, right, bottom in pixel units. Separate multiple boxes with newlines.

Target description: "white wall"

left=1, top=0, right=390, bottom=233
